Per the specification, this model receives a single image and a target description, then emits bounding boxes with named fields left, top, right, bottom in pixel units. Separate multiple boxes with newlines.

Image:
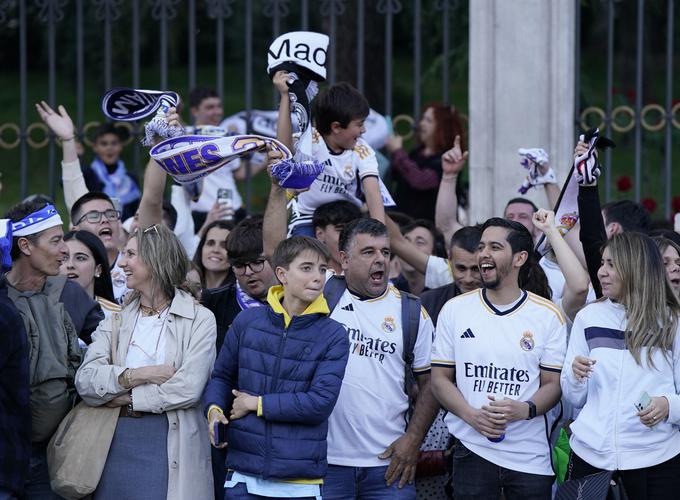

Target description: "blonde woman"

left=561, top=232, right=680, bottom=498
left=75, top=224, right=216, bottom=499
left=652, top=236, right=680, bottom=299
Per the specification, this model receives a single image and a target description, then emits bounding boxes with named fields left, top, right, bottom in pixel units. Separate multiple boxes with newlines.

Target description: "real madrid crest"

left=382, top=316, right=396, bottom=333
left=520, top=331, right=535, bottom=351
left=343, top=164, right=355, bottom=179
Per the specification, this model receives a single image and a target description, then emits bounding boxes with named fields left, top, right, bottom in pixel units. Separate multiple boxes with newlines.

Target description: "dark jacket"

left=0, top=278, right=30, bottom=495
left=203, top=286, right=349, bottom=480
left=420, top=283, right=461, bottom=326
left=201, top=283, right=243, bottom=352
left=577, top=185, right=606, bottom=298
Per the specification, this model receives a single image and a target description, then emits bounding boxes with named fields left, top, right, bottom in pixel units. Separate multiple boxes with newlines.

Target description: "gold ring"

left=392, top=114, right=415, bottom=141
left=0, top=122, right=21, bottom=149
left=672, top=102, right=680, bottom=130
left=640, top=104, right=666, bottom=132
left=579, top=106, right=605, bottom=132
left=611, top=105, right=636, bottom=133
left=26, top=122, right=50, bottom=149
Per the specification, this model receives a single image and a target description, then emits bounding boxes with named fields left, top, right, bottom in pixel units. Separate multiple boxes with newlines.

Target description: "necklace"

left=139, top=300, right=170, bottom=318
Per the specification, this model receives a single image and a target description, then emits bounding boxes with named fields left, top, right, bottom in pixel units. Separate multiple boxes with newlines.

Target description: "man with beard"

left=431, top=218, right=565, bottom=500
left=200, top=216, right=278, bottom=499
left=322, top=218, right=440, bottom=500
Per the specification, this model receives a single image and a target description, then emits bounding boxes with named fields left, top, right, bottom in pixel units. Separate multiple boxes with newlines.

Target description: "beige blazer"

left=75, top=289, right=216, bottom=500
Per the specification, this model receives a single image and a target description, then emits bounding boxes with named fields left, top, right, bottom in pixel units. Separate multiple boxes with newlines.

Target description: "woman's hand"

left=208, top=406, right=229, bottom=449
left=229, top=390, right=259, bottom=420
left=385, top=135, right=403, bottom=154
left=35, top=101, right=75, bottom=140
left=104, top=392, right=131, bottom=408
left=129, top=364, right=176, bottom=386
left=638, top=396, right=670, bottom=427
left=441, top=135, right=468, bottom=176
left=572, top=356, right=596, bottom=382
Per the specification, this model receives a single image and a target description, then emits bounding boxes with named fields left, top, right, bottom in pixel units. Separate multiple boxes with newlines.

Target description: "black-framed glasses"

left=232, top=259, right=266, bottom=276
left=76, top=209, right=121, bottom=225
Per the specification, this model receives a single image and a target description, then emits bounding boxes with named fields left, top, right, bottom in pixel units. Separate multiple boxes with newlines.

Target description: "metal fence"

left=0, top=0, right=465, bottom=212
left=575, top=0, right=678, bottom=219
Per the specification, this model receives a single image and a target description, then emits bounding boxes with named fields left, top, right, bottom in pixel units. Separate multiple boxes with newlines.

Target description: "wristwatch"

left=526, top=400, right=537, bottom=420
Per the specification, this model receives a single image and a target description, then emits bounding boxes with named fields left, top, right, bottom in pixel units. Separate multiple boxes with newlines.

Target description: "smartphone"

left=213, top=421, right=228, bottom=446
left=216, top=188, right=234, bottom=222
left=634, top=391, right=651, bottom=412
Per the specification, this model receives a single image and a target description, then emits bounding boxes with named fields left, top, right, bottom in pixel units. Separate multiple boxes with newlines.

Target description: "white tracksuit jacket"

left=561, top=299, right=680, bottom=471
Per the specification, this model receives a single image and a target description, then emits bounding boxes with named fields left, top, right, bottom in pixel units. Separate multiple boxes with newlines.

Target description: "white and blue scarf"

left=90, top=158, right=141, bottom=206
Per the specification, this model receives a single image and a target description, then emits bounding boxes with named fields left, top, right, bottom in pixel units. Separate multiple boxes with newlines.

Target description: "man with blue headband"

left=3, top=200, right=103, bottom=497
left=0, top=218, right=30, bottom=499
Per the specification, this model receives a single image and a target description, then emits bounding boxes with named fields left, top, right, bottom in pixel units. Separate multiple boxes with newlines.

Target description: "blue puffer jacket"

left=203, top=286, right=349, bottom=480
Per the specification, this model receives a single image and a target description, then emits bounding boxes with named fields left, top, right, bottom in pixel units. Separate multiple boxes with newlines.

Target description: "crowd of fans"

left=2, top=59, right=680, bottom=500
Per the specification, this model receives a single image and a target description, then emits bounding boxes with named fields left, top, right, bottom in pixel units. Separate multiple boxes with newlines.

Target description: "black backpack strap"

left=323, top=275, right=348, bottom=313
left=400, top=291, right=422, bottom=399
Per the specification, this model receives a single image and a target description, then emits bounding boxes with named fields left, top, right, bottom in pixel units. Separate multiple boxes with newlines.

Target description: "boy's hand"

left=272, top=70, right=291, bottom=97
left=230, top=390, right=259, bottom=420
left=36, top=101, right=75, bottom=141
left=208, top=406, right=229, bottom=448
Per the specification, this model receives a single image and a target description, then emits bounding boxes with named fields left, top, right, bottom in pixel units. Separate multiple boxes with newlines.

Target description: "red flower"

left=641, top=197, right=657, bottom=214
left=616, top=176, right=632, bottom=192
left=673, top=196, right=680, bottom=214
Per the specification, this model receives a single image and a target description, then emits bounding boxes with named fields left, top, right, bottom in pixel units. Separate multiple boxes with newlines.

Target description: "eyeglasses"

left=76, top=209, right=121, bottom=225
left=232, top=259, right=266, bottom=276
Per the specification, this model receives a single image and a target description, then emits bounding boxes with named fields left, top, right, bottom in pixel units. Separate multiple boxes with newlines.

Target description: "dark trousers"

left=567, top=451, right=680, bottom=500
left=452, top=442, right=553, bottom=500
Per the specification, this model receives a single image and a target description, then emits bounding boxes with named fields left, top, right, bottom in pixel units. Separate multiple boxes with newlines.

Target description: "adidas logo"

left=341, top=303, right=354, bottom=311
left=460, top=328, right=475, bottom=339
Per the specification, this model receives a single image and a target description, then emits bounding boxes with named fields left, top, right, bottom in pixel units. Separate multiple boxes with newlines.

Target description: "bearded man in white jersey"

left=431, top=217, right=566, bottom=500
left=323, top=218, right=440, bottom=500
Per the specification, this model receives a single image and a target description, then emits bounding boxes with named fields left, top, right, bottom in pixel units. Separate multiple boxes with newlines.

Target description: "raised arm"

left=36, top=101, right=87, bottom=214
left=435, top=135, right=467, bottom=244
left=533, top=209, right=590, bottom=320
left=273, top=70, right=294, bottom=151
left=262, top=146, right=289, bottom=260
left=384, top=214, right=429, bottom=274
left=136, top=107, right=182, bottom=230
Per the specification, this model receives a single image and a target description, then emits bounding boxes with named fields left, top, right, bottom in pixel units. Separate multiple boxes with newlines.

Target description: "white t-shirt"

left=432, top=288, right=567, bottom=476
left=125, top=309, right=169, bottom=368
left=291, top=130, right=394, bottom=227
left=425, top=256, right=453, bottom=289
left=540, top=256, right=565, bottom=301
left=327, top=284, right=434, bottom=467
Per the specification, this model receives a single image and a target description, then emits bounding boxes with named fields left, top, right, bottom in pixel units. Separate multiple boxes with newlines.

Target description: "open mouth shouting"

left=479, top=260, right=496, bottom=281
left=98, top=227, right=113, bottom=241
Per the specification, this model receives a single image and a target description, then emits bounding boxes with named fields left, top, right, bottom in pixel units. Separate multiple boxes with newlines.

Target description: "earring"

left=95, top=273, right=101, bottom=278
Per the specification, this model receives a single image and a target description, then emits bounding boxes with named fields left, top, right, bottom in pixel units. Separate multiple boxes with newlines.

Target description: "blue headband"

left=11, top=204, right=63, bottom=237
left=0, top=219, right=11, bottom=272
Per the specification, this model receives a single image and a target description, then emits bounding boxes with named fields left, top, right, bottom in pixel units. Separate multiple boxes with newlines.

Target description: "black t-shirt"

left=201, top=283, right=243, bottom=353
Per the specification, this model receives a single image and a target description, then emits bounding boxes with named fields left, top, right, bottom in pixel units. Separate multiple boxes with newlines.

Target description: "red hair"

left=419, top=102, right=467, bottom=155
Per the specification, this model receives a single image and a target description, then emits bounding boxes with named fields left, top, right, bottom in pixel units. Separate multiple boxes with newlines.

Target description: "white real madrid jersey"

left=432, top=288, right=567, bottom=476
left=294, top=130, right=392, bottom=220
left=327, top=284, right=434, bottom=467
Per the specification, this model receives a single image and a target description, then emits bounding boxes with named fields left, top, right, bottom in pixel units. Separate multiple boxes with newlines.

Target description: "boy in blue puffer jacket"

left=204, top=236, right=349, bottom=499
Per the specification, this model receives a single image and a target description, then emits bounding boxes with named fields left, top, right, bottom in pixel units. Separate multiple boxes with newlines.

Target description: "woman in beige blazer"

left=75, top=224, right=216, bottom=500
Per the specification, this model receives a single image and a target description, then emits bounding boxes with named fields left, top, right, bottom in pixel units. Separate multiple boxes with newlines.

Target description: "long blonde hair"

left=605, top=232, right=680, bottom=366
left=127, top=224, right=197, bottom=306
